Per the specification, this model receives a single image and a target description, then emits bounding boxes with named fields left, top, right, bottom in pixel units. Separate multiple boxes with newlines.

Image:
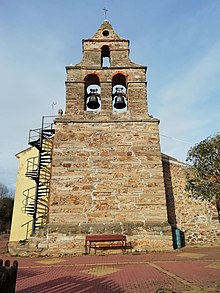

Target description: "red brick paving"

left=158, top=261, right=220, bottom=288
left=15, top=263, right=189, bottom=293
left=1, top=235, right=220, bottom=292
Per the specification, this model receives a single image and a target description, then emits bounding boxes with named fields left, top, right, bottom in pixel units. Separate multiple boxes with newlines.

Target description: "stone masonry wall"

left=162, top=157, right=220, bottom=247
left=47, top=120, right=172, bottom=255
left=45, top=21, right=173, bottom=255
left=65, top=67, right=148, bottom=120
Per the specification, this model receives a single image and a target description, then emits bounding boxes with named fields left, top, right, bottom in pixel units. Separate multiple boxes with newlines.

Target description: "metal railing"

left=0, top=259, right=18, bottom=293
left=22, top=115, right=56, bottom=236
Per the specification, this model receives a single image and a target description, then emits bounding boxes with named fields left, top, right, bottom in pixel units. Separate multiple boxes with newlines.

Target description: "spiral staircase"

left=22, top=116, right=55, bottom=238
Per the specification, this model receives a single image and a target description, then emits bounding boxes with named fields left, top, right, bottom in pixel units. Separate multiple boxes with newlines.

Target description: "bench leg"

left=85, top=241, right=88, bottom=254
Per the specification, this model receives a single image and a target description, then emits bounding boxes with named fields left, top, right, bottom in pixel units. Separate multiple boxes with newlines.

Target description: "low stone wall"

left=162, top=157, right=220, bottom=247
left=46, top=221, right=172, bottom=255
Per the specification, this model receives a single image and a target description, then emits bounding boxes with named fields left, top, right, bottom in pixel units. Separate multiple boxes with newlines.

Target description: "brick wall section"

left=162, top=157, right=220, bottom=247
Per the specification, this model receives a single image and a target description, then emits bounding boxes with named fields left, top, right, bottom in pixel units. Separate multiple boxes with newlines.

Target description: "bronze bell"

left=87, top=95, right=100, bottom=109
left=113, top=96, right=127, bottom=109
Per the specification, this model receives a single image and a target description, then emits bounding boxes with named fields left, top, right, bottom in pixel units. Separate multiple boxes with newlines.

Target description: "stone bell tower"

left=48, top=21, right=172, bottom=254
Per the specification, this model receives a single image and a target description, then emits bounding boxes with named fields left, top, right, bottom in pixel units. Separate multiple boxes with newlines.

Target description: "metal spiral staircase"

left=22, top=116, right=55, bottom=237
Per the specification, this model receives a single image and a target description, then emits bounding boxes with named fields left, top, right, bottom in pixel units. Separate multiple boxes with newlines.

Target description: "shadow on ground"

left=16, top=274, right=126, bottom=293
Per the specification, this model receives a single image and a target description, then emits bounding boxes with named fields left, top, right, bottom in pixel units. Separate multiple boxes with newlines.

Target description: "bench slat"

left=86, top=234, right=125, bottom=241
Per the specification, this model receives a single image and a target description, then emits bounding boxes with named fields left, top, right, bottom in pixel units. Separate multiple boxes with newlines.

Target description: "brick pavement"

left=0, top=235, right=220, bottom=292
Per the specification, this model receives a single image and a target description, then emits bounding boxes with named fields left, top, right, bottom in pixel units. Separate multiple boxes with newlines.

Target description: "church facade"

left=9, top=21, right=220, bottom=256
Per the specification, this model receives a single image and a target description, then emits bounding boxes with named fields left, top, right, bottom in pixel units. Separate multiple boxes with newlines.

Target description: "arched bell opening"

left=84, top=74, right=101, bottom=111
left=112, top=73, right=128, bottom=111
left=101, top=45, right=110, bottom=67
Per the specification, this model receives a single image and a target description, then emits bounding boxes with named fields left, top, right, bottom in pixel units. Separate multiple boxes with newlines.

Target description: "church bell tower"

left=48, top=21, right=172, bottom=254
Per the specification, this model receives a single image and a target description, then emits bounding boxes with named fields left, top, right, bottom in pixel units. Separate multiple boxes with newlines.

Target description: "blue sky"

left=0, top=0, right=220, bottom=192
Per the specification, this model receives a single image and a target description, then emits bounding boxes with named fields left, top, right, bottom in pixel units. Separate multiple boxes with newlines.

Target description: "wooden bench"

left=85, top=234, right=131, bottom=254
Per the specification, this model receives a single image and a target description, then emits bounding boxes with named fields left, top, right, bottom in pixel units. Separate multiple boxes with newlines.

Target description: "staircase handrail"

left=24, top=115, right=57, bottom=235
left=22, top=181, right=50, bottom=211
left=28, top=115, right=56, bottom=146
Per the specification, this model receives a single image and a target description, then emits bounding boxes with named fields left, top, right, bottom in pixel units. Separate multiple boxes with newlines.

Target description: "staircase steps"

left=22, top=116, right=55, bottom=236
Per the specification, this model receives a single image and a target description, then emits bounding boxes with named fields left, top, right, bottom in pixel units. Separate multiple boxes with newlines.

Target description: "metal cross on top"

left=103, top=7, right=108, bottom=20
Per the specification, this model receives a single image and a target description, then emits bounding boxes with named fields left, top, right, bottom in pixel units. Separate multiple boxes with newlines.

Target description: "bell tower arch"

left=48, top=21, right=172, bottom=254
left=65, top=20, right=149, bottom=118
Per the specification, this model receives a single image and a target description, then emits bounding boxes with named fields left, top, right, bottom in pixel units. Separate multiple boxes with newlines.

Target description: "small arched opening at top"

left=101, top=45, right=110, bottom=68
left=112, top=73, right=128, bottom=111
left=84, top=74, right=101, bottom=111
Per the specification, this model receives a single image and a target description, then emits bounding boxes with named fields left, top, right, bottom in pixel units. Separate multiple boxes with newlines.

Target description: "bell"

left=113, top=96, right=127, bottom=109
left=87, top=95, right=100, bottom=110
